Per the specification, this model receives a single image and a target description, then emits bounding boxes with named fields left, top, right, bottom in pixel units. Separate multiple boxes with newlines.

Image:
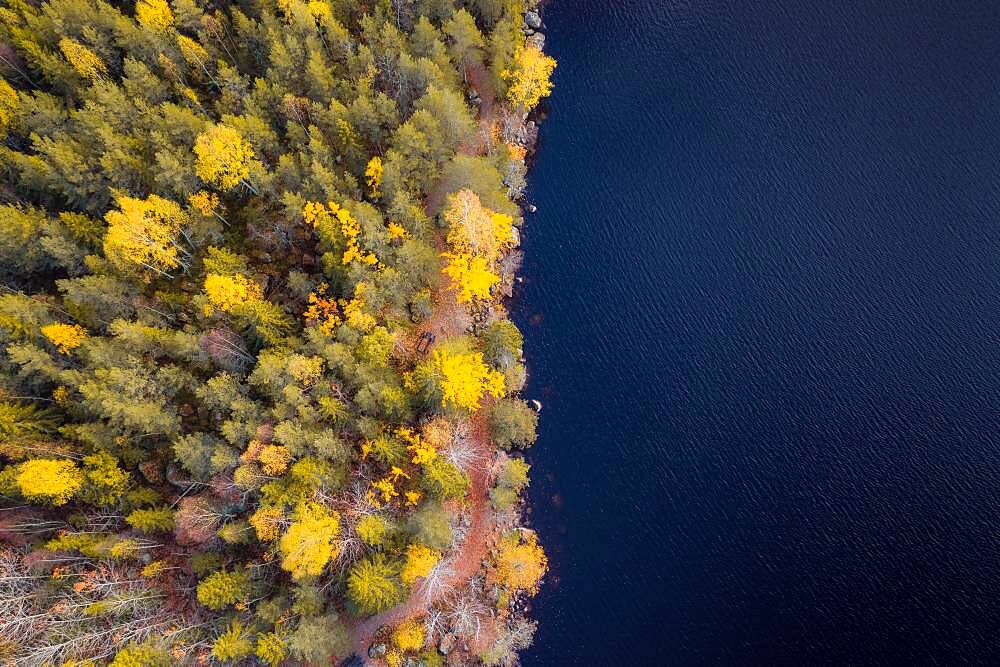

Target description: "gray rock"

left=527, top=32, right=545, bottom=50
left=368, top=643, right=387, bottom=659
left=525, top=10, right=542, bottom=30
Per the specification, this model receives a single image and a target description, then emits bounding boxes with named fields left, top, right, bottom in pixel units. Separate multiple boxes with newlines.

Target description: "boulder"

left=524, top=10, right=542, bottom=30
left=527, top=32, right=545, bottom=50
left=368, top=643, right=387, bottom=659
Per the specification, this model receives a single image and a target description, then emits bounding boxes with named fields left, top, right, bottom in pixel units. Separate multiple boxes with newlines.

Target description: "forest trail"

left=350, top=58, right=501, bottom=660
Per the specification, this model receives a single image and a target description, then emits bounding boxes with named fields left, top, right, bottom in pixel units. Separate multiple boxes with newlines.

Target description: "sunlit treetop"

left=41, top=322, right=87, bottom=355
left=442, top=252, right=500, bottom=304
left=103, top=193, right=188, bottom=275
left=443, top=189, right=514, bottom=264
left=503, top=46, right=557, bottom=112
left=0, top=79, right=18, bottom=138
left=194, top=125, right=259, bottom=191
left=279, top=502, right=341, bottom=580
left=58, top=38, right=107, bottom=81
left=135, top=0, right=174, bottom=31
left=203, top=273, right=263, bottom=314
left=16, top=458, right=83, bottom=506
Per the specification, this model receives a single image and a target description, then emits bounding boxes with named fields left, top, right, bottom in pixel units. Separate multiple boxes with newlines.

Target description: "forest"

left=0, top=0, right=555, bottom=664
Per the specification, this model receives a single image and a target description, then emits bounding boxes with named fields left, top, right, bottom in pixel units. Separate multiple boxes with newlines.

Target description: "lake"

left=514, top=0, right=1000, bottom=663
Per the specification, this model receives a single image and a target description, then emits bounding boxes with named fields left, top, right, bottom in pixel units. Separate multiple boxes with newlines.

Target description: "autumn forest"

left=0, top=0, right=555, bottom=664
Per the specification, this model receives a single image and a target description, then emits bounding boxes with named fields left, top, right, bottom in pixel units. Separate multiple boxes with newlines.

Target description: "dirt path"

left=350, top=58, right=503, bottom=661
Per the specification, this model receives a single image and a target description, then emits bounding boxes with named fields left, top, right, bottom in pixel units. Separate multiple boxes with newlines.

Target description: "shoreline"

left=353, top=5, right=554, bottom=662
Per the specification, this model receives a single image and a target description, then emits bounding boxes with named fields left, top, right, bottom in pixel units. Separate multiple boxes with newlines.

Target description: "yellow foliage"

left=0, top=79, right=18, bottom=137
left=257, top=445, right=291, bottom=475
left=203, top=273, right=262, bottom=314
left=404, top=490, right=421, bottom=507
left=341, top=282, right=377, bottom=331
left=392, top=618, right=425, bottom=652
left=52, top=385, right=70, bottom=404
left=365, top=156, right=384, bottom=198
left=17, top=458, right=82, bottom=506
left=493, top=531, right=547, bottom=593
left=433, top=347, right=506, bottom=411
left=176, top=35, right=209, bottom=66
left=442, top=252, right=500, bottom=304
left=387, top=222, right=407, bottom=240
left=188, top=191, right=219, bottom=217
left=250, top=505, right=283, bottom=542
left=135, top=0, right=174, bottom=31
left=443, top=190, right=513, bottom=264
left=141, top=560, right=167, bottom=578
left=406, top=434, right=437, bottom=466
left=194, top=125, right=257, bottom=190
left=287, top=355, right=324, bottom=386
left=303, top=201, right=377, bottom=266
left=58, top=38, right=107, bottom=81
left=104, top=193, right=187, bottom=273
left=41, top=322, right=87, bottom=354
left=356, top=514, right=388, bottom=546
left=400, top=544, right=440, bottom=586
left=304, top=283, right=341, bottom=335
left=503, top=46, right=556, bottom=111
left=279, top=503, right=341, bottom=579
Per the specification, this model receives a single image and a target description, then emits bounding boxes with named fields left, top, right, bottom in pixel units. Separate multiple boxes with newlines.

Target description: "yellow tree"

left=409, top=343, right=506, bottom=412
left=492, top=530, right=547, bottom=593
left=41, top=322, right=87, bottom=354
left=400, top=544, right=440, bottom=586
left=391, top=618, right=425, bottom=652
left=279, top=503, right=341, bottom=580
left=0, top=79, right=18, bottom=139
left=58, top=38, right=107, bottom=81
left=442, top=252, right=500, bottom=304
left=346, top=554, right=403, bottom=615
left=203, top=273, right=263, bottom=314
left=104, top=193, right=190, bottom=276
left=365, top=156, right=383, bottom=199
left=135, top=0, right=174, bottom=31
left=16, top=458, right=83, bottom=506
left=443, top=189, right=514, bottom=264
left=503, top=46, right=557, bottom=112
left=194, top=125, right=260, bottom=193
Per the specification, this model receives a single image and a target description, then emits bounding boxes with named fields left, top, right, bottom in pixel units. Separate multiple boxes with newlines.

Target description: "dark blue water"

left=515, top=1, right=1000, bottom=663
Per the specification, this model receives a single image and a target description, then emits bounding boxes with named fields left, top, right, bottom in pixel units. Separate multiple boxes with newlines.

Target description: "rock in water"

left=525, top=10, right=542, bottom=30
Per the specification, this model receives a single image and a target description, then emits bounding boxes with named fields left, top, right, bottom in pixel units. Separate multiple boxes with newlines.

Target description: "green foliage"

left=482, top=320, right=523, bottom=369
left=407, top=500, right=453, bottom=551
left=420, top=456, right=471, bottom=500
left=347, top=554, right=404, bottom=615
left=110, top=643, right=171, bottom=667
left=256, top=631, right=288, bottom=666
left=0, top=0, right=550, bottom=661
left=125, top=506, right=175, bottom=533
left=356, top=513, right=392, bottom=547
left=490, top=398, right=538, bottom=450
left=197, top=570, right=250, bottom=610
left=212, top=621, right=254, bottom=662
left=289, top=613, right=353, bottom=663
